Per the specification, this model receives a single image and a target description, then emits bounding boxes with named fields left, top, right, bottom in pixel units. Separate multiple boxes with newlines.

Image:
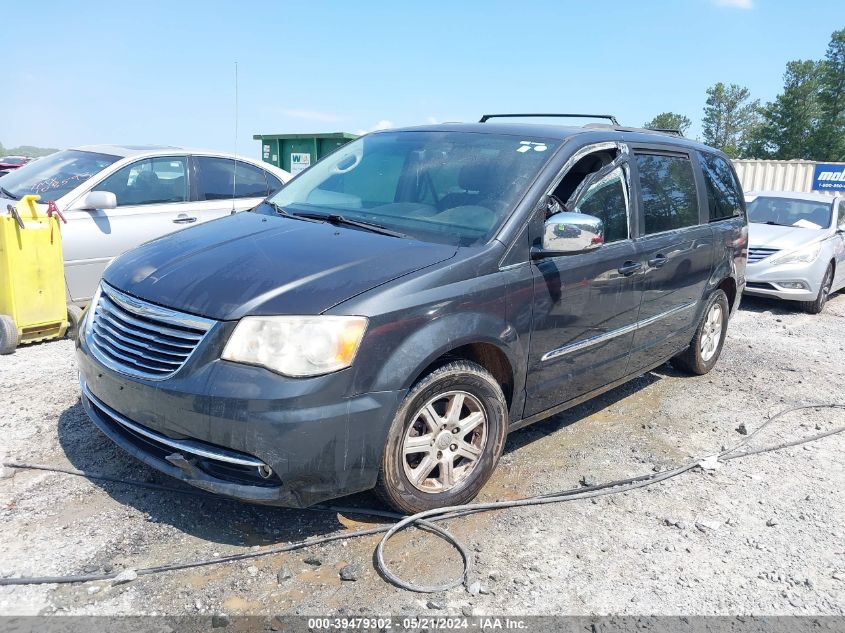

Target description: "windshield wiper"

left=263, top=200, right=321, bottom=223
left=292, top=212, right=409, bottom=239
left=0, top=186, right=19, bottom=201
left=751, top=220, right=791, bottom=227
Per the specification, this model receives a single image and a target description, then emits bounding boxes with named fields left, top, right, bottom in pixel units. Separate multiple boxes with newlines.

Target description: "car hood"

left=103, top=212, right=457, bottom=320
left=748, top=223, right=829, bottom=250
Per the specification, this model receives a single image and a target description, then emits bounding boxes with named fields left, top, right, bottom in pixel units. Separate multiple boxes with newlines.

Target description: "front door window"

left=97, top=157, right=188, bottom=206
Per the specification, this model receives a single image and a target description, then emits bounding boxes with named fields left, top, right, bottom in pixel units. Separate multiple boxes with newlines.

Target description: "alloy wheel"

left=700, top=302, right=724, bottom=362
left=401, top=390, right=488, bottom=494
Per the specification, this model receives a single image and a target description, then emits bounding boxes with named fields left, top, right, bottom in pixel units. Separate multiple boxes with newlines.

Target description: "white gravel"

left=0, top=292, right=843, bottom=616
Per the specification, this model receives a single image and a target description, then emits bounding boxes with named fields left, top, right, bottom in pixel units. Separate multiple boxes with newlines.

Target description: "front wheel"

left=374, top=360, right=508, bottom=514
left=672, top=290, right=729, bottom=376
left=799, top=264, right=833, bottom=315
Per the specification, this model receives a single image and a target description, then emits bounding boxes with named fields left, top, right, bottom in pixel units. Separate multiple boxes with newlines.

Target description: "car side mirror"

left=532, top=211, right=604, bottom=258
left=80, top=191, right=117, bottom=210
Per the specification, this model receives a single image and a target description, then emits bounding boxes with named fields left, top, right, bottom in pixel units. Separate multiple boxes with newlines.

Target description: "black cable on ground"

left=1, top=403, right=843, bottom=591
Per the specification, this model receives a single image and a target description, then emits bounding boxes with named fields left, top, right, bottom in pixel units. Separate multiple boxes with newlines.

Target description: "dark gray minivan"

left=76, top=115, right=747, bottom=513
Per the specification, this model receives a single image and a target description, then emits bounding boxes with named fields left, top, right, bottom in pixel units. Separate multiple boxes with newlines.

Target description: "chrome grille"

left=86, top=283, right=215, bottom=380
left=747, top=247, right=780, bottom=264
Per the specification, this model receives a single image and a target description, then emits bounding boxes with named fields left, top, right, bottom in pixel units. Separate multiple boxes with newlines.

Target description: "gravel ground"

left=0, top=292, right=843, bottom=617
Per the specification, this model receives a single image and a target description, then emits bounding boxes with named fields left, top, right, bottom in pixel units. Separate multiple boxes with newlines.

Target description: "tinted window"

left=839, top=201, right=845, bottom=230
left=635, top=153, right=699, bottom=234
left=97, top=157, right=187, bottom=206
left=699, top=152, right=744, bottom=221
left=234, top=161, right=271, bottom=198
left=572, top=166, right=629, bottom=243
left=266, top=172, right=284, bottom=194
left=195, top=157, right=270, bottom=200
left=0, top=150, right=119, bottom=200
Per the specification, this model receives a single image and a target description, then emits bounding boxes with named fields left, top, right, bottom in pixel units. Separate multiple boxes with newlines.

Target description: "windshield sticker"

left=517, top=141, right=548, bottom=153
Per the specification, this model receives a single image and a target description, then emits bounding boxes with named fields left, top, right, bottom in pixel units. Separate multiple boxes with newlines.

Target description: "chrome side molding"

left=542, top=301, right=696, bottom=362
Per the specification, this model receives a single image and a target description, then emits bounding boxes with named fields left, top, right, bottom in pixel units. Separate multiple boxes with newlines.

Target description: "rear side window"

left=266, top=172, right=284, bottom=194
left=635, top=153, right=699, bottom=235
left=839, top=200, right=845, bottom=230
left=195, top=157, right=270, bottom=200
left=698, top=152, right=744, bottom=221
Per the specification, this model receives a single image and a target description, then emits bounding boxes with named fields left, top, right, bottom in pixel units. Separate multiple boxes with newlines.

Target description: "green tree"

left=814, top=28, right=845, bottom=161
left=752, top=60, right=822, bottom=160
left=643, top=112, right=692, bottom=135
left=702, top=83, right=761, bottom=157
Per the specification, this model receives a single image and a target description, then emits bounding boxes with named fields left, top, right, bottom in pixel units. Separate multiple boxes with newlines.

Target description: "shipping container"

left=732, top=159, right=845, bottom=197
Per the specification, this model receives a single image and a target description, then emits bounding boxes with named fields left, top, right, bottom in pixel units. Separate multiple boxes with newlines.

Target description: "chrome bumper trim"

left=80, top=377, right=266, bottom=468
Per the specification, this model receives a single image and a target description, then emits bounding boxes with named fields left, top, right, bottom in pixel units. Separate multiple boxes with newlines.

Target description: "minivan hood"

left=103, top=212, right=457, bottom=320
left=748, top=223, right=829, bottom=250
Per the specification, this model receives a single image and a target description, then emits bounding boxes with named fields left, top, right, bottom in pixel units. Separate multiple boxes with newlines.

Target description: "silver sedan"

left=744, top=190, right=845, bottom=313
left=0, top=145, right=290, bottom=306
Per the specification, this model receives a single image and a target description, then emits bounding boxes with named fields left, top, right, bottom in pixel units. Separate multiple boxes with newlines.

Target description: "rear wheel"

left=0, top=315, right=19, bottom=355
left=799, top=263, right=833, bottom=315
left=672, top=290, right=729, bottom=376
left=374, top=360, right=508, bottom=514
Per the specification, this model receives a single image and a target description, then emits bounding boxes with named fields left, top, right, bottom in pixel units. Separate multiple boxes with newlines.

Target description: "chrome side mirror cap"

left=79, top=190, right=117, bottom=210
left=534, top=211, right=604, bottom=257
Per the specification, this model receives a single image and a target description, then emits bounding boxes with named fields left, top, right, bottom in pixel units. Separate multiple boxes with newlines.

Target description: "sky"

left=3, top=0, right=843, bottom=159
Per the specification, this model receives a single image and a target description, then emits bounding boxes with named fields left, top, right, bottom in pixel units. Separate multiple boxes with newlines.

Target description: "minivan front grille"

left=747, top=247, right=780, bottom=264
left=86, top=283, right=215, bottom=380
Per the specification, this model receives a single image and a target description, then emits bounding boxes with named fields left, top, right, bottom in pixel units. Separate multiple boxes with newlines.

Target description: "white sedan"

left=0, top=145, right=290, bottom=305
left=744, top=190, right=845, bottom=313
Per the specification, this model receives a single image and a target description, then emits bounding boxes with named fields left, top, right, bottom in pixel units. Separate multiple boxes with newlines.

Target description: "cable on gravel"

left=1, top=403, right=842, bottom=592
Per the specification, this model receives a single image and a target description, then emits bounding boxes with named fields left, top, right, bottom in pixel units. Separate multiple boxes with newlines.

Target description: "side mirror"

left=80, top=191, right=117, bottom=210
left=533, top=211, right=604, bottom=258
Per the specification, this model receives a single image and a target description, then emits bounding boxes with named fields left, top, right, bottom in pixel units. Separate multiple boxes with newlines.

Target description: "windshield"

left=0, top=149, right=120, bottom=200
left=268, top=131, right=559, bottom=245
left=746, top=196, right=833, bottom=229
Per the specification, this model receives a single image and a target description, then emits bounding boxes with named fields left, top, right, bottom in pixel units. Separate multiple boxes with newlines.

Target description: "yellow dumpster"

left=0, top=194, right=77, bottom=354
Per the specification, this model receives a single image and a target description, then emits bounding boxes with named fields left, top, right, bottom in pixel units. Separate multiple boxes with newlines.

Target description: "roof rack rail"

left=646, top=127, right=684, bottom=137
left=479, top=113, right=620, bottom=125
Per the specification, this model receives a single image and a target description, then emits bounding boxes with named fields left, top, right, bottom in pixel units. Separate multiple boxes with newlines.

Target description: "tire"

left=374, top=360, right=508, bottom=514
left=0, top=314, right=19, bottom=355
left=672, top=290, right=729, bottom=376
left=799, top=263, right=833, bottom=315
left=66, top=305, right=84, bottom=341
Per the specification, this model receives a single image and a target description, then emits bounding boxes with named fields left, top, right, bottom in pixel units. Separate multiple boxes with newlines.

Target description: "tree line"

left=644, top=28, right=844, bottom=161
left=0, top=141, right=58, bottom=159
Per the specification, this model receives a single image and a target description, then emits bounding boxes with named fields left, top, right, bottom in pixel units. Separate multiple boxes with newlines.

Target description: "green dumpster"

left=253, top=132, right=359, bottom=175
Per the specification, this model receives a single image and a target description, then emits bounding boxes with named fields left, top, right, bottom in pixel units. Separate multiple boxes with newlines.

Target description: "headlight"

left=769, top=242, right=822, bottom=266
left=221, top=315, right=368, bottom=377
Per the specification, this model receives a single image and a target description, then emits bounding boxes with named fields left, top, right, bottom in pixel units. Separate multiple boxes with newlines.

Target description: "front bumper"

left=76, top=333, right=404, bottom=508
left=744, top=256, right=827, bottom=302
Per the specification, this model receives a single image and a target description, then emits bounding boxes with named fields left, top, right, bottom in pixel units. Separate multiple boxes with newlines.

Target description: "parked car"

left=0, top=155, right=32, bottom=176
left=744, top=190, right=845, bottom=313
left=75, top=117, right=746, bottom=513
left=0, top=145, right=290, bottom=305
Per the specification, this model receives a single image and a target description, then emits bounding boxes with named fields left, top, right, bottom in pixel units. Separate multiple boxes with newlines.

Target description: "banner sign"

left=812, top=163, right=845, bottom=191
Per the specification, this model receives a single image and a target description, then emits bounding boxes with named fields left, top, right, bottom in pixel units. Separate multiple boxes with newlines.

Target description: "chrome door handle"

left=173, top=215, right=197, bottom=224
left=648, top=254, right=668, bottom=268
left=617, top=261, right=642, bottom=276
